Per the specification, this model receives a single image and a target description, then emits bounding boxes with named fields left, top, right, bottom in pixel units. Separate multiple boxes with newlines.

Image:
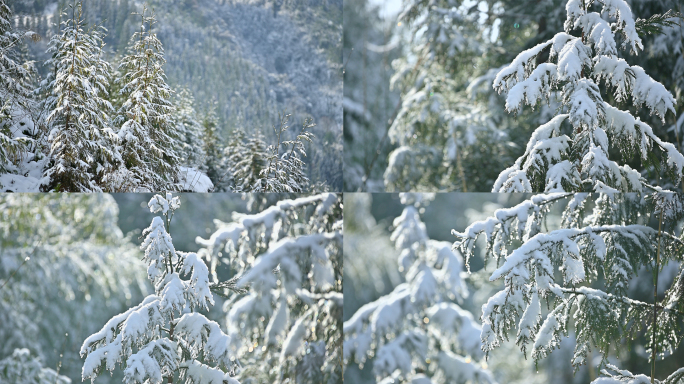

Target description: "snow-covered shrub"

left=0, top=194, right=148, bottom=381
left=196, top=193, right=342, bottom=383
left=492, top=0, right=684, bottom=192
left=80, top=193, right=239, bottom=384
left=344, top=193, right=495, bottom=383
left=0, top=348, right=70, bottom=384
left=453, top=192, right=684, bottom=382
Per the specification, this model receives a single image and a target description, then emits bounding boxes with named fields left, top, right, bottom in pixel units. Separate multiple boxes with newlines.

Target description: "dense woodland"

left=1, top=0, right=343, bottom=192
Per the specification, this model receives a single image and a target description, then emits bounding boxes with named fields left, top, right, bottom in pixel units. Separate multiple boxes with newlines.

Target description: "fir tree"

left=492, top=0, right=684, bottom=193
left=197, top=193, right=342, bottom=383
left=41, top=2, right=118, bottom=192
left=0, top=0, right=36, bottom=174
left=200, top=103, right=222, bottom=185
left=383, top=0, right=543, bottom=192
left=81, top=193, right=241, bottom=384
left=115, top=6, right=180, bottom=192
left=261, top=113, right=314, bottom=192
left=0, top=349, right=70, bottom=384
left=344, top=193, right=495, bottom=383
left=214, top=127, right=245, bottom=192
left=230, top=132, right=268, bottom=192
left=173, top=88, right=206, bottom=168
left=453, top=192, right=684, bottom=383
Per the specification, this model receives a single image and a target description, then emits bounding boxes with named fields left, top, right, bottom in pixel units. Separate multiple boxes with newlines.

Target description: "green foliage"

left=635, top=9, right=683, bottom=37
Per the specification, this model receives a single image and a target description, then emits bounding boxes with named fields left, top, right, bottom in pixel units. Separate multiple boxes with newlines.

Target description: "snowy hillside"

left=4, top=0, right=343, bottom=191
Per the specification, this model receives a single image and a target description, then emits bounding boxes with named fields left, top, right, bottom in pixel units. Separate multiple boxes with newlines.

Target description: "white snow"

left=180, top=360, right=240, bottom=384
left=178, top=166, right=214, bottom=192
left=182, top=252, right=214, bottom=309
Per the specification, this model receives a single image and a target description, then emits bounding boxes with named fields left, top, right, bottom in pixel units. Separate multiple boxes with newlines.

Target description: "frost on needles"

left=492, top=0, right=684, bottom=193
left=344, top=193, right=495, bottom=384
left=453, top=192, right=684, bottom=384
left=80, top=193, right=240, bottom=384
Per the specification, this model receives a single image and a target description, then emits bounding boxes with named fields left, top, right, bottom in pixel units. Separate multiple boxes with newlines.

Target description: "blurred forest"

left=343, top=0, right=684, bottom=192
left=3, top=0, right=342, bottom=191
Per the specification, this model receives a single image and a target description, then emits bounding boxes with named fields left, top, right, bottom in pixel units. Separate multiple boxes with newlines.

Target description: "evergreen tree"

left=453, top=192, right=684, bottom=383
left=41, top=2, right=118, bottom=192
left=197, top=193, right=342, bottom=383
left=261, top=113, right=314, bottom=192
left=0, top=349, right=70, bottom=384
left=383, top=0, right=544, bottom=192
left=0, top=0, right=36, bottom=174
left=230, top=132, right=268, bottom=192
left=344, top=193, right=495, bottom=383
left=200, top=103, right=222, bottom=185
left=492, top=0, right=684, bottom=193
left=174, top=88, right=205, bottom=167
left=214, top=127, right=245, bottom=192
left=81, top=193, right=241, bottom=384
left=115, top=6, right=180, bottom=192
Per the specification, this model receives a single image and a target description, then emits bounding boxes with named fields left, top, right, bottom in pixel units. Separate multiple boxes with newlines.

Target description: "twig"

left=652, top=211, right=663, bottom=384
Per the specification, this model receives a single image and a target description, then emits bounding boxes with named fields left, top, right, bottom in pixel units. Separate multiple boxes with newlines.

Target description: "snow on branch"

left=198, top=193, right=342, bottom=382
left=345, top=194, right=493, bottom=383
left=81, top=193, right=239, bottom=384
left=492, top=0, right=682, bottom=192
left=455, top=193, right=684, bottom=370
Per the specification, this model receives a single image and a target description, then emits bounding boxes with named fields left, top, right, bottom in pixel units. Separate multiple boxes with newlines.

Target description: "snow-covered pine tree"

left=492, top=0, right=684, bottom=193
left=80, top=192, right=240, bottom=384
left=115, top=6, right=181, bottom=192
left=0, top=0, right=36, bottom=174
left=452, top=192, right=684, bottom=383
left=0, top=349, right=70, bottom=384
left=261, top=113, right=314, bottom=192
left=214, top=127, right=244, bottom=192
left=196, top=193, right=343, bottom=383
left=383, top=0, right=557, bottom=192
left=230, top=132, right=268, bottom=192
left=173, top=88, right=206, bottom=169
left=41, top=2, right=119, bottom=192
left=344, top=193, right=495, bottom=384
left=200, top=103, right=223, bottom=187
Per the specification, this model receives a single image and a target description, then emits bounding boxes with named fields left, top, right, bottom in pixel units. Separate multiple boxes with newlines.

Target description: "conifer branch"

left=652, top=211, right=663, bottom=384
